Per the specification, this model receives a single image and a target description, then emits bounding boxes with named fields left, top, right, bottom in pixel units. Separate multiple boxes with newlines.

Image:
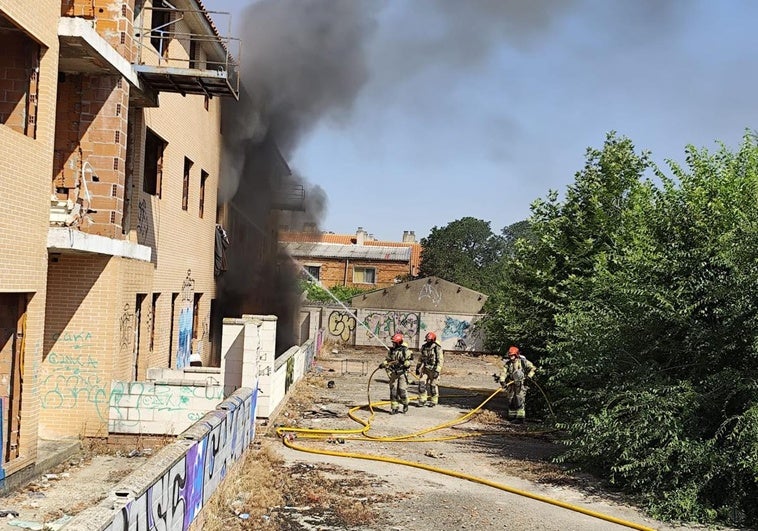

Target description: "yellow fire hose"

left=276, top=367, right=657, bottom=531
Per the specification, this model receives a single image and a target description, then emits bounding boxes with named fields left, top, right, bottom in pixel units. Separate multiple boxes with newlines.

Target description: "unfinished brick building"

left=0, top=0, right=239, bottom=484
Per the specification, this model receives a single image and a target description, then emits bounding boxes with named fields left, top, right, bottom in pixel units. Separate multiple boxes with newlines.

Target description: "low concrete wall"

left=106, top=314, right=323, bottom=437
left=221, top=315, right=322, bottom=418
left=64, top=387, right=258, bottom=531
left=108, top=367, right=224, bottom=435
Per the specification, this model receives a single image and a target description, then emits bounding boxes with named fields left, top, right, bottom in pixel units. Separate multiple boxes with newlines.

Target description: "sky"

left=201, top=0, right=758, bottom=242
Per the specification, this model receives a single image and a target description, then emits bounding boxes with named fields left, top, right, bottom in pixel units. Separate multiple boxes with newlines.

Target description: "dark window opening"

left=182, top=157, right=192, bottom=211
left=192, top=293, right=202, bottom=340
left=305, top=265, right=321, bottom=282
left=143, top=128, right=166, bottom=196
left=0, top=16, right=41, bottom=138
left=199, top=170, right=208, bottom=218
left=134, top=293, right=147, bottom=380
left=149, top=293, right=159, bottom=351
left=150, top=3, right=173, bottom=57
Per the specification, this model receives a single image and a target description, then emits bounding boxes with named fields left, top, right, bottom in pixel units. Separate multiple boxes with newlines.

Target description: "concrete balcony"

left=57, top=17, right=157, bottom=107
left=133, top=5, right=239, bottom=100
left=48, top=227, right=152, bottom=262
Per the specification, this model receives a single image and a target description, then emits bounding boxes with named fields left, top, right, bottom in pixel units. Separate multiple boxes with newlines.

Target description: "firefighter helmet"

left=507, top=345, right=520, bottom=356
left=391, top=333, right=404, bottom=344
left=425, top=332, right=437, bottom=342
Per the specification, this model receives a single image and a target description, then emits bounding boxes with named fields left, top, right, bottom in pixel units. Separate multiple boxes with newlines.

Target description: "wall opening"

left=0, top=293, right=28, bottom=462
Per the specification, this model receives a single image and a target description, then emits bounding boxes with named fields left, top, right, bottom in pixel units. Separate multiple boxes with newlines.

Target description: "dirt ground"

left=0, top=447, right=152, bottom=530
left=204, top=347, right=739, bottom=531
left=0, top=348, right=740, bottom=531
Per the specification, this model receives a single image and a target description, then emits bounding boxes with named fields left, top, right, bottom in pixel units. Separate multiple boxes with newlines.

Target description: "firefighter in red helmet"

left=415, top=331, right=444, bottom=407
left=496, top=345, right=536, bottom=424
left=379, top=332, right=413, bottom=414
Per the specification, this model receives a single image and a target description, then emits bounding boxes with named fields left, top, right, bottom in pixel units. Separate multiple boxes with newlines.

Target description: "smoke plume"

left=216, top=0, right=377, bottom=352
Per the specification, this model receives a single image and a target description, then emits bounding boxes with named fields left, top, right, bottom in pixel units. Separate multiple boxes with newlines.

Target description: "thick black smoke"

left=216, top=0, right=377, bottom=354
left=216, top=0, right=663, bottom=354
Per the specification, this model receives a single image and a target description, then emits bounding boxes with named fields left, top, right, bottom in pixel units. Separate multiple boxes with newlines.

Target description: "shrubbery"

left=485, top=132, right=758, bottom=526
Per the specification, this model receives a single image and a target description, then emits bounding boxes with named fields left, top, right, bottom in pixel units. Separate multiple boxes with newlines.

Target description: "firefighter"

left=416, top=331, right=444, bottom=407
left=379, top=332, right=413, bottom=414
left=497, top=345, right=536, bottom=423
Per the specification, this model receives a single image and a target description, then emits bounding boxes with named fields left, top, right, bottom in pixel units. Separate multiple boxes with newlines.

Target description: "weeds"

left=202, top=440, right=384, bottom=530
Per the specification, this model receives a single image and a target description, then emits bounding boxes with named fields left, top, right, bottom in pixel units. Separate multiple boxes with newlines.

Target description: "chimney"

left=356, top=226, right=367, bottom=245
left=402, top=230, right=416, bottom=243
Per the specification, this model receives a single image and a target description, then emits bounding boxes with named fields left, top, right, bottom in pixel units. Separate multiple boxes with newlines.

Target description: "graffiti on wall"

left=176, top=270, right=195, bottom=369
left=285, top=356, right=295, bottom=393
left=109, top=381, right=224, bottom=427
left=327, top=311, right=356, bottom=342
left=42, top=331, right=110, bottom=420
left=418, top=282, right=442, bottom=305
left=440, top=316, right=482, bottom=351
left=101, top=388, right=257, bottom=531
left=119, top=304, right=134, bottom=352
left=136, top=198, right=149, bottom=240
left=363, top=311, right=420, bottom=342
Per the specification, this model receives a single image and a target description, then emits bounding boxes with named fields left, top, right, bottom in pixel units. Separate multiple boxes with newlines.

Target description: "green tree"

left=501, top=220, right=534, bottom=256
left=485, top=132, right=652, bottom=357
left=418, top=217, right=506, bottom=294
left=489, top=131, right=758, bottom=525
left=550, top=135, right=758, bottom=524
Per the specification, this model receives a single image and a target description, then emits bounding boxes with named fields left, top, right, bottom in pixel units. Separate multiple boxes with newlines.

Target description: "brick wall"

left=0, top=0, right=61, bottom=474
left=40, top=254, right=118, bottom=438
left=297, top=257, right=411, bottom=289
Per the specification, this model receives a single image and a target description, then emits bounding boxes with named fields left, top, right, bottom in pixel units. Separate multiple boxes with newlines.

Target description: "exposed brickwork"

left=0, top=0, right=62, bottom=474
left=0, top=32, right=40, bottom=137
left=2, top=0, right=223, bottom=444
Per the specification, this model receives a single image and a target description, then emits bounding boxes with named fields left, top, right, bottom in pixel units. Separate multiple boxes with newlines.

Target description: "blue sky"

left=202, top=0, right=758, bottom=241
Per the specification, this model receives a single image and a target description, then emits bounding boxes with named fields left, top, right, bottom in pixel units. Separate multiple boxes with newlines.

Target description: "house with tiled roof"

left=279, top=227, right=422, bottom=288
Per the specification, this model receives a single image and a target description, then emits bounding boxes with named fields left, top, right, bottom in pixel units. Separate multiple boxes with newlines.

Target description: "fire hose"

left=276, top=366, right=657, bottom=531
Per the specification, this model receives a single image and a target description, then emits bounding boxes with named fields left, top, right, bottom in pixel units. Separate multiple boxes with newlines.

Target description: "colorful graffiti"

left=439, top=316, right=483, bottom=351
left=97, top=387, right=258, bottom=531
left=327, top=311, right=356, bottom=341
left=363, top=311, right=420, bottom=341
left=176, top=271, right=195, bottom=369
left=441, top=316, right=470, bottom=340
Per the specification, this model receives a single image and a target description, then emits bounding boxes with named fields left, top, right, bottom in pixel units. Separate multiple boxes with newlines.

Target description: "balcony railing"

left=133, top=5, right=240, bottom=99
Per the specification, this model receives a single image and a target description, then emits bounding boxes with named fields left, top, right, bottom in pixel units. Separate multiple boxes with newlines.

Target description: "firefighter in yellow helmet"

left=379, top=333, right=413, bottom=414
left=497, top=345, right=536, bottom=423
left=416, top=331, right=444, bottom=407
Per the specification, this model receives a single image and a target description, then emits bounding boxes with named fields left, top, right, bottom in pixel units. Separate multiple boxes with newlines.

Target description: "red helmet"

left=391, top=333, right=404, bottom=344
left=425, top=332, right=436, bottom=342
left=507, top=346, right=520, bottom=356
